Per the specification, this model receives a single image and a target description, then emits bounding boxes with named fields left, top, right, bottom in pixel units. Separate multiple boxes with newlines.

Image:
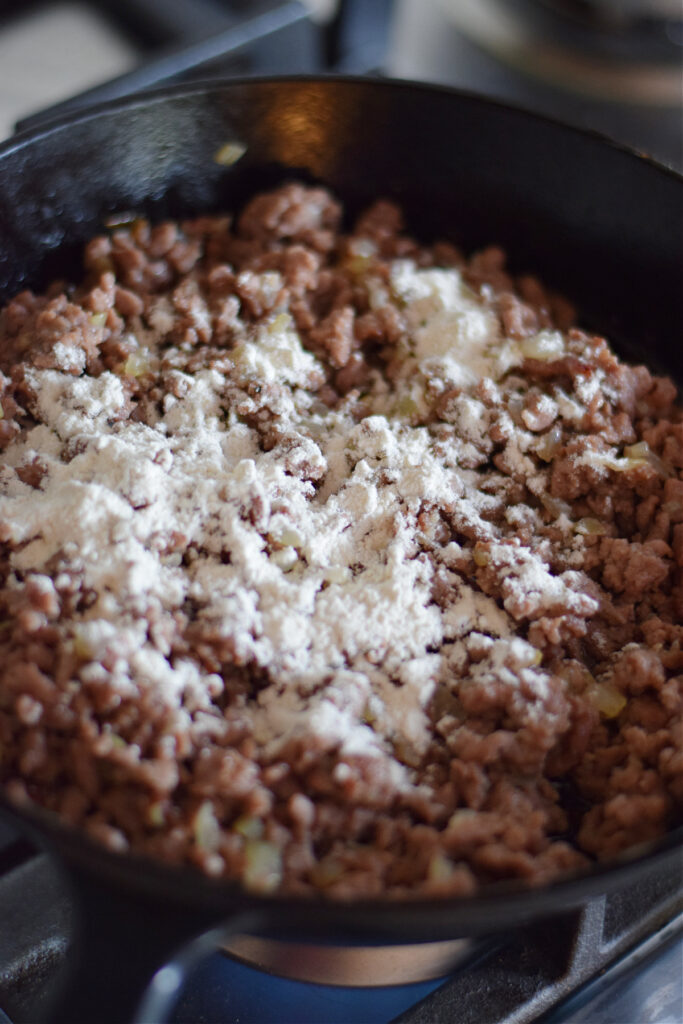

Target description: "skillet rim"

left=0, top=72, right=682, bottom=186
left=0, top=73, right=681, bottom=929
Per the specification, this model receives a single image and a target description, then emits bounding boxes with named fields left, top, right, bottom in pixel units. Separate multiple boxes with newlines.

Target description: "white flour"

left=0, top=261, right=592, bottom=777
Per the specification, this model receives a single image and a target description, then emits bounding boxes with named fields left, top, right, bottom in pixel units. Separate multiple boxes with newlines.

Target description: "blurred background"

left=0, top=0, right=680, bottom=168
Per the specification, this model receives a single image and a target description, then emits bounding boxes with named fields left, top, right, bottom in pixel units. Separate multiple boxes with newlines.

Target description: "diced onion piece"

left=393, top=395, right=419, bottom=419
left=345, top=239, right=376, bottom=276
left=214, top=141, right=247, bottom=166
left=148, top=802, right=165, bottom=827
left=595, top=440, right=669, bottom=476
left=271, top=546, right=298, bottom=572
left=520, top=330, right=565, bottom=362
left=243, top=840, right=282, bottom=893
left=575, top=517, right=606, bottom=536
left=623, top=442, right=670, bottom=477
left=346, top=254, right=373, bottom=276
left=591, top=452, right=633, bottom=472
left=427, top=852, right=455, bottom=882
left=122, top=350, right=151, bottom=378
left=473, top=542, right=490, bottom=567
left=362, top=701, right=377, bottom=725
left=0, top=401, right=4, bottom=420
left=231, top=343, right=248, bottom=368
left=541, top=493, right=572, bottom=518
left=72, top=631, right=93, bottom=660
left=588, top=683, right=627, bottom=719
left=233, top=815, right=264, bottom=840
left=267, top=312, right=292, bottom=334
left=89, top=312, right=107, bottom=328
left=536, top=424, right=562, bottom=462
left=448, top=809, right=477, bottom=829
left=324, top=565, right=351, bottom=585
left=193, top=801, right=221, bottom=852
left=105, top=211, right=138, bottom=229
left=623, top=442, right=650, bottom=459
left=269, top=526, right=303, bottom=549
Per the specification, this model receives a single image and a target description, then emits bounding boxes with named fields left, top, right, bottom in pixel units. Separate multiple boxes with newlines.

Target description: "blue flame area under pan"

left=170, top=950, right=444, bottom=1024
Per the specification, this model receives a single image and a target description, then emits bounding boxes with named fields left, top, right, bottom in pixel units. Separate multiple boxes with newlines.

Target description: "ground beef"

left=0, top=183, right=680, bottom=899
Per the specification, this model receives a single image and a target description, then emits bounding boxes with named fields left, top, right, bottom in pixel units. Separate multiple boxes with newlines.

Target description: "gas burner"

left=222, top=934, right=474, bottom=986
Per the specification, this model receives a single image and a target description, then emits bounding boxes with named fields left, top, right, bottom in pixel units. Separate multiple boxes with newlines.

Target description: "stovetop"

left=0, top=2, right=681, bottom=1022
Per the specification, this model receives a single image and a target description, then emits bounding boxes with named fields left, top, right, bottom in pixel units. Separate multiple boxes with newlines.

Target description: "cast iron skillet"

left=0, top=77, right=681, bottom=1024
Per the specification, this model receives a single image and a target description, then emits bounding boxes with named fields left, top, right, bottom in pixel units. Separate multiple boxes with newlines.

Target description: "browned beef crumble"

left=0, top=183, right=680, bottom=899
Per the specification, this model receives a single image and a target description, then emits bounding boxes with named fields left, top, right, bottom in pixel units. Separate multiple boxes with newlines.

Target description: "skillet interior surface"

left=0, top=77, right=681, bottom=987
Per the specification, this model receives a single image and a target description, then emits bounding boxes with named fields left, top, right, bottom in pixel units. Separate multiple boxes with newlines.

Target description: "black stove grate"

left=395, top=864, right=682, bottom=1024
left=0, top=826, right=70, bottom=1024
left=12, top=0, right=322, bottom=135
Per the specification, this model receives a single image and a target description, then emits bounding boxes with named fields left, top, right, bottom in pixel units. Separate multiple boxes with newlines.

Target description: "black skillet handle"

left=48, top=862, right=265, bottom=1024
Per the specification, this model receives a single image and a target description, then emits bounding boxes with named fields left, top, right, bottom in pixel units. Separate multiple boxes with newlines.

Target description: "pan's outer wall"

left=0, top=78, right=681, bottom=374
